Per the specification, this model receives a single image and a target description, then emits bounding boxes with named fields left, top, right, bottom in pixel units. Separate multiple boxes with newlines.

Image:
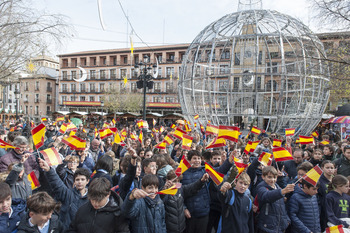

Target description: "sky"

left=33, top=0, right=323, bottom=56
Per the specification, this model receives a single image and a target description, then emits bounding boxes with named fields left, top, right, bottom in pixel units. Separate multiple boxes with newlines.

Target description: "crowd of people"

left=0, top=118, right=349, bottom=233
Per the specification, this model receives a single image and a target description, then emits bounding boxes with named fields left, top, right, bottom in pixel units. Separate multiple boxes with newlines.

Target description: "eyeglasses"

left=149, top=165, right=158, bottom=169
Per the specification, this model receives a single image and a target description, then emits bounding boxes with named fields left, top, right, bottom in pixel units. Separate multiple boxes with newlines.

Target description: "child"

left=326, top=174, right=350, bottom=229
left=0, top=182, right=26, bottom=233
left=288, top=180, right=320, bottom=232
left=217, top=173, right=254, bottom=233
left=309, top=148, right=323, bottom=167
left=318, top=160, right=335, bottom=231
left=256, top=166, right=295, bottom=233
left=253, top=137, right=272, bottom=157
left=122, top=174, right=166, bottom=233
left=55, top=155, right=80, bottom=188
left=17, top=191, right=63, bottom=233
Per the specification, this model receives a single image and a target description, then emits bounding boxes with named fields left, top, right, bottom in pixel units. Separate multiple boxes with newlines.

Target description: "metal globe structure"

left=179, top=5, right=330, bottom=135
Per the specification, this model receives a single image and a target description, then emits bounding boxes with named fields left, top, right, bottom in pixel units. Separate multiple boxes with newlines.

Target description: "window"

left=35, top=81, right=40, bottom=90
left=157, top=67, right=162, bottom=77
left=131, top=83, right=137, bottom=92
left=25, top=106, right=28, bottom=114
left=154, top=82, right=161, bottom=92
left=90, top=57, right=96, bottom=66
left=47, top=82, right=52, bottom=92
left=123, top=56, right=127, bottom=64
left=90, top=70, right=96, bottom=79
left=220, top=65, right=229, bottom=74
left=100, top=57, right=106, bottom=66
left=70, top=96, right=76, bottom=101
left=25, top=82, right=29, bottom=91
left=234, top=53, right=240, bottom=65
left=25, top=94, right=28, bottom=102
left=35, top=94, right=39, bottom=103
left=100, top=70, right=106, bottom=79
left=47, top=94, right=52, bottom=104
left=120, top=69, right=127, bottom=79
left=112, top=57, right=117, bottom=65
left=71, top=71, right=76, bottom=80
left=62, top=84, right=67, bottom=92
left=46, top=106, right=51, bottom=115
left=165, top=97, right=175, bottom=102
left=110, top=69, right=116, bottom=79
left=257, top=77, right=261, bottom=90
left=266, top=62, right=278, bottom=73
left=71, top=84, right=76, bottom=92
left=166, top=82, right=174, bottom=92
left=153, top=96, right=162, bottom=102
left=234, top=77, right=239, bottom=90
left=35, top=106, right=39, bottom=115
left=220, top=50, right=230, bottom=59
left=286, top=64, right=295, bottom=73
left=219, top=81, right=228, bottom=91
left=269, top=52, right=279, bottom=59
left=166, top=67, right=174, bottom=78
left=62, top=71, right=68, bottom=80
left=90, top=83, right=95, bottom=92
left=89, top=96, right=95, bottom=101
left=80, top=83, right=86, bottom=92
left=258, top=51, right=263, bottom=65
left=80, top=58, right=87, bottom=66
left=156, top=54, right=163, bottom=63
left=80, top=96, right=86, bottom=101
left=120, top=83, right=126, bottom=93
left=99, top=83, right=105, bottom=92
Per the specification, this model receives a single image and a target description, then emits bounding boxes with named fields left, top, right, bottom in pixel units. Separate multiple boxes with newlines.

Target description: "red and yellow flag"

left=154, top=140, right=167, bottom=150
left=175, top=156, right=191, bottom=177
left=40, top=147, right=62, bottom=166
left=112, top=118, right=116, bottom=125
left=69, top=130, right=76, bottom=137
left=205, top=162, right=224, bottom=186
left=171, top=124, right=176, bottom=129
left=272, top=147, right=293, bottom=162
left=32, top=123, right=46, bottom=149
left=56, top=116, right=65, bottom=122
left=66, top=122, right=77, bottom=132
left=326, top=225, right=345, bottom=233
left=272, top=139, right=282, bottom=147
left=94, top=128, right=98, bottom=138
left=164, top=134, right=175, bottom=145
left=217, top=125, right=240, bottom=142
left=61, top=135, right=86, bottom=150
left=258, top=152, right=273, bottom=166
left=250, top=141, right=260, bottom=152
left=244, top=141, right=252, bottom=154
left=0, top=139, right=17, bottom=149
left=233, top=157, right=248, bottom=175
left=138, top=130, right=143, bottom=144
left=206, top=137, right=226, bottom=149
left=299, top=135, right=314, bottom=145
left=160, top=126, right=165, bottom=133
left=206, top=124, right=219, bottom=136
left=320, top=140, right=330, bottom=145
left=41, top=117, right=48, bottom=122
left=311, top=131, right=319, bottom=138
left=173, top=128, right=186, bottom=140
left=137, top=120, right=149, bottom=129
left=194, top=114, right=199, bottom=120
left=251, top=126, right=261, bottom=135
left=182, top=134, right=193, bottom=150
left=113, top=132, right=124, bottom=145
left=156, top=183, right=182, bottom=195
left=27, top=171, right=40, bottom=190
left=303, top=165, right=323, bottom=187
left=99, top=128, right=113, bottom=140
left=153, top=119, right=157, bottom=126
left=285, top=128, right=295, bottom=136
left=130, top=132, right=137, bottom=141
left=59, top=123, right=67, bottom=134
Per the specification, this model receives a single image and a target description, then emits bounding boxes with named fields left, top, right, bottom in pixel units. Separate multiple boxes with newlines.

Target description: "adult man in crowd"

left=284, top=148, right=304, bottom=180
left=335, top=145, right=350, bottom=177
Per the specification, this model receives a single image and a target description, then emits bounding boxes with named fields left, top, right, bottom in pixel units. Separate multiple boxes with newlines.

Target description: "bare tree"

left=103, top=86, right=143, bottom=113
left=0, top=0, right=71, bottom=81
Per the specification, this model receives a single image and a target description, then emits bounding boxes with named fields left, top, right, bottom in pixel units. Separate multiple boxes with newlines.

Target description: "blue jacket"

left=78, top=156, right=94, bottom=174
left=326, top=190, right=350, bottom=228
left=0, top=198, right=26, bottom=233
left=122, top=194, right=166, bottom=233
left=45, top=167, right=88, bottom=230
left=256, top=181, right=290, bottom=233
left=288, top=186, right=321, bottom=233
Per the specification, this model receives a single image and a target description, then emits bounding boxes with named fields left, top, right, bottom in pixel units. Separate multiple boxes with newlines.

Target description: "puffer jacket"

left=288, top=186, right=321, bottom=233
left=335, top=157, right=350, bottom=177
left=256, top=181, right=290, bottom=233
left=67, top=191, right=129, bottom=233
left=44, top=167, right=88, bottom=230
left=0, top=198, right=26, bottom=233
left=163, top=179, right=204, bottom=233
left=5, top=163, right=32, bottom=200
left=122, top=194, right=166, bottom=233
left=17, top=213, right=63, bottom=233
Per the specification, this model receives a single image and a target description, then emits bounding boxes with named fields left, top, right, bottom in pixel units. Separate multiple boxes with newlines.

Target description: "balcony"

left=47, top=99, right=52, bottom=104
left=47, top=87, right=52, bottom=92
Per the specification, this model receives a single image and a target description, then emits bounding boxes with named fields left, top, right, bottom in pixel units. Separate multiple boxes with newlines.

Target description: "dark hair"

left=262, top=166, right=278, bottom=176
left=202, top=151, right=212, bottom=161
left=142, top=158, right=155, bottom=170
left=166, top=169, right=179, bottom=181
left=211, top=150, right=221, bottom=158
left=293, top=148, right=304, bottom=156
left=144, top=149, right=152, bottom=155
left=0, top=182, right=11, bottom=201
left=328, top=175, right=349, bottom=192
left=27, top=192, right=60, bottom=214
left=344, top=145, right=350, bottom=153
left=321, top=160, right=334, bottom=168
left=73, top=168, right=90, bottom=181
left=187, top=150, right=201, bottom=161
left=88, top=177, right=111, bottom=201
left=94, top=155, right=113, bottom=174
left=297, top=161, right=313, bottom=172
left=323, top=144, right=334, bottom=153
left=301, top=179, right=319, bottom=189
left=141, top=174, right=159, bottom=188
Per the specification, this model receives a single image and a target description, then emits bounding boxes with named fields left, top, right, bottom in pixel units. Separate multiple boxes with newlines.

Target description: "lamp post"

left=134, top=55, right=158, bottom=120
left=14, top=87, right=20, bottom=120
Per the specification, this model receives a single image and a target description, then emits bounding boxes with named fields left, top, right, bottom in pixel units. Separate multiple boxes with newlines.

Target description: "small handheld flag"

left=326, top=225, right=344, bottom=233
left=206, top=137, right=226, bottom=149
left=182, top=134, right=193, bottom=150
left=272, top=147, right=293, bottom=162
left=258, top=152, right=273, bottom=167
left=251, top=126, right=261, bottom=135
left=154, top=140, right=167, bottom=150
left=194, top=114, right=199, bottom=120
left=299, top=136, right=314, bottom=145
left=302, top=165, right=323, bottom=187
left=206, top=124, right=219, bottom=136
left=156, top=183, right=182, bottom=195
left=205, top=162, right=224, bottom=186
left=285, top=128, right=295, bottom=136
left=272, top=139, right=282, bottom=147
left=32, top=123, right=46, bottom=149
left=0, top=139, right=17, bottom=149
left=175, top=156, right=191, bottom=177
left=27, top=171, right=40, bottom=190
left=40, top=147, right=62, bottom=166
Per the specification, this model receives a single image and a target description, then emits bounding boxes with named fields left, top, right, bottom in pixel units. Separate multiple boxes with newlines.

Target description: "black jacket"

left=335, top=157, right=350, bottom=177
left=163, top=179, right=205, bottom=233
left=67, top=191, right=129, bottom=233
left=17, top=213, right=63, bottom=233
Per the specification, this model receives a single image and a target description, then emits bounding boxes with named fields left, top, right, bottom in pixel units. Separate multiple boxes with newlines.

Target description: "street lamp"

left=14, top=87, right=20, bottom=120
left=135, top=55, right=158, bottom=120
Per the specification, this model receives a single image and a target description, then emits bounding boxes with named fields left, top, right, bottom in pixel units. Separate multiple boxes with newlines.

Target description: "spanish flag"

left=320, top=140, right=330, bottom=145
left=205, top=162, right=224, bottom=186
left=113, top=132, right=123, bottom=145
left=156, top=183, right=182, bottom=195
left=41, top=117, right=48, bottom=122
left=206, top=124, right=219, bottom=136
left=258, top=152, right=273, bottom=166
left=175, top=156, right=191, bottom=176
left=303, top=165, right=323, bottom=187
left=182, top=134, right=193, bottom=150
left=154, top=140, right=167, bottom=150
left=285, top=128, right=295, bottom=136
left=326, top=225, right=344, bottom=233
left=121, top=129, right=127, bottom=141
left=184, top=124, right=192, bottom=132
left=217, top=125, right=240, bottom=142
left=249, top=141, right=260, bottom=153
left=59, top=123, right=67, bottom=134
left=164, top=134, right=175, bottom=145
left=171, top=124, right=176, bottom=129
left=112, top=118, right=116, bottom=125
left=194, top=114, right=199, bottom=120
left=251, top=126, right=261, bottom=135
left=272, top=139, right=282, bottom=147
left=99, top=128, right=113, bottom=140
left=94, top=128, right=98, bottom=138
left=206, top=137, right=226, bottom=149
left=56, top=116, right=65, bottom=122
left=311, top=131, right=319, bottom=138
left=173, top=128, right=186, bottom=140
left=299, top=135, right=314, bottom=145
left=69, top=130, right=76, bottom=137
left=138, top=130, right=143, bottom=144
left=61, top=135, right=86, bottom=150
left=102, top=122, right=109, bottom=128
left=130, top=132, right=137, bottom=141
left=272, top=147, right=293, bottom=162
left=66, top=122, right=77, bottom=132
left=137, top=120, right=149, bottom=129
left=32, top=123, right=46, bottom=149
left=27, top=171, right=40, bottom=190
left=233, top=157, right=248, bottom=175
left=0, top=139, right=17, bottom=149
left=40, top=147, right=62, bottom=166
left=160, top=126, right=165, bottom=133
left=153, top=119, right=157, bottom=126
left=243, top=141, right=252, bottom=154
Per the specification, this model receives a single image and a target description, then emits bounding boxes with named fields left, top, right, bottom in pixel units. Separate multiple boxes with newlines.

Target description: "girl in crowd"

left=253, top=137, right=272, bottom=157
left=309, top=148, right=323, bottom=167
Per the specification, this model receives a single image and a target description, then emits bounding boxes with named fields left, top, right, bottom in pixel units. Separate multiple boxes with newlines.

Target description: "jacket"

left=0, top=198, right=26, bottom=233
left=119, top=163, right=142, bottom=200
left=67, top=191, right=129, bottom=233
left=326, top=190, right=350, bottom=228
left=45, top=167, right=88, bottom=230
left=77, top=156, right=94, bottom=174
left=122, top=194, right=166, bottom=233
left=56, top=162, right=75, bottom=188
left=5, top=163, right=32, bottom=200
left=163, top=179, right=204, bottom=233
left=334, top=157, right=350, bottom=177
left=317, top=173, right=331, bottom=231
left=288, top=186, right=321, bottom=233
left=256, top=181, right=290, bottom=233
left=283, top=160, right=300, bottom=180
left=0, top=150, right=39, bottom=177
left=17, top=213, right=63, bottom=233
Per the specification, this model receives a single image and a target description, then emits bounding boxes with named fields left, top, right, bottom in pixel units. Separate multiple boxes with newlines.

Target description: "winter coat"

left=5, top=163, right=32, bottom=200
left=0, top=198, right=26, bottom=233
left=67, top=191, right=129, bottom=233
left=288, top=186, right=321, bottom=233
left=17, top=213, right=63, bottom=233
left=256, top=181, right=290, bottom=233
left=77, top=156, right=94, bottom=174
left=90, top=169, right=113, bottom=187
left=334, top=157, right=350, bottom=177
left=326, top=190, right=350, bottom=228
left=45, top=167, right=88, bottom=230
left=56, top=162, right=75, bottom=188
left=119, top=163, right=142, bottom=200
left=283, top=160, right=301, bottom=180
left=0, top=150, right=39, bottom=177
left=317, top=173, right=331, bottom=231
left=253, top=144, right=272, bottom=157
left=181, top=159, right=232, bottom=218
left=163, top=179, right=204, bottom=233
left=122, top=194, right=166, bottom=233
left=157, top=164, right=173, bottom=179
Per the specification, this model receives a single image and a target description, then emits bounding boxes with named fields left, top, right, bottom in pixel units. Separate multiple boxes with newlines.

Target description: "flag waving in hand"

left=32, top=123, right=46, bottom=149
left=205, top=162, right=224, bottom=186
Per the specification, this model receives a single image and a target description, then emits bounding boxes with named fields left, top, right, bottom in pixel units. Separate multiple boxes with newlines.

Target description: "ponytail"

left=327, top=175, right=348, bottom=192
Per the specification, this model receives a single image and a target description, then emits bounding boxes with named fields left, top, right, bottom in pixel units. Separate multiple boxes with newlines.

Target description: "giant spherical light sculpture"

left=179, top=4, right=330, bottom=135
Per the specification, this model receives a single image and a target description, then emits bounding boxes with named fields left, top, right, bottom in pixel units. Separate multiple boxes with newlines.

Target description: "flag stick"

left=293, top=176, right=304, bottom=185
